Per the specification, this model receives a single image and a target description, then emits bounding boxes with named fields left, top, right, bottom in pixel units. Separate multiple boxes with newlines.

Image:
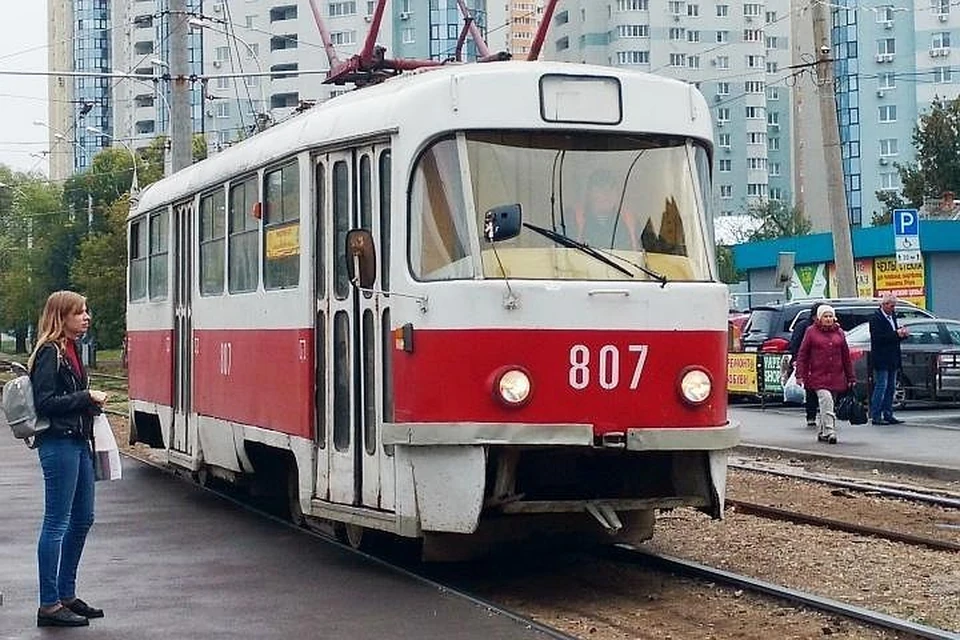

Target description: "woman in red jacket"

left=795, top=305, right=856, bottom=444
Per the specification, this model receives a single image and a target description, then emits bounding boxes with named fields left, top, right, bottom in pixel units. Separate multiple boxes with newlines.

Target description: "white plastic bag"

left=93, top=414, right=122, bottom=481
left=782, top=370, right=806, bottom=405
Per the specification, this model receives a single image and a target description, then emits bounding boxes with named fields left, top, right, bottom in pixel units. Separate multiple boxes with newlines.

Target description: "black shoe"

left=37, top=606, right=90, bottom=627
left=817, top=433, right=829, bottom=442
left=884, top=417, right=905, bottom=424
left=871, top=418, right=890, bottom=425
left=828, top=435, right=838, bottom=444
left=64, top=597, right=104, bottom=618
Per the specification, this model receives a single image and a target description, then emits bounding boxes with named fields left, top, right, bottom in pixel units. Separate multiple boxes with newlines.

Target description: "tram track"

left=606, top=545, right=960, bottom=640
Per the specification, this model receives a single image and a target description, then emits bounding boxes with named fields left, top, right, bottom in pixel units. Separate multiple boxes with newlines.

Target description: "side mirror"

left=345, top=229, right=377, bottom=289
left=483, top=203, right=522, bottom=242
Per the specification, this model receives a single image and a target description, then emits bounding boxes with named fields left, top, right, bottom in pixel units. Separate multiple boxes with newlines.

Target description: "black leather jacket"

left=30, top=342, right=97, bottom=441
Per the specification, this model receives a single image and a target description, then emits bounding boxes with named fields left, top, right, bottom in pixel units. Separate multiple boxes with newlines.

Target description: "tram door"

left=171, top=199, right=195, bottom=461
left=315, top=145, right=393, bottom=511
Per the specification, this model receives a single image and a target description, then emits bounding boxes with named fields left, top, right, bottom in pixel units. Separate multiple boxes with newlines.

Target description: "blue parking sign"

left=893, top=208, right=919, bottom=236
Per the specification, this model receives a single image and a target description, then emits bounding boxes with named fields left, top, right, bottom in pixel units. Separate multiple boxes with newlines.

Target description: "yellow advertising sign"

left=727, top=352, right=758, bottom=394
left=266, top=224, right=300, bottom=260
left=873, top=256, right=926, bottom=308
left=827, top=258, right=875, bottom=298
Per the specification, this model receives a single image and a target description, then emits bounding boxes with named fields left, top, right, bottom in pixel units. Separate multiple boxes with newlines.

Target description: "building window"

left=879, top=72, right=896, bottom=89
left=718, top=133, right=731, bottom=147
left=716, top=4, right=728, bottom=16
left=669, top=53, right=686, bottom=67
left=769, top=162, right=781, bottom=176
left=745, top=80, right=764, bottom=93
left=617, top=50, right=650, bottom=64
left=687, top=55, right=700, bottom=68
left=687, top=3, right=699, bottom=15
left=768, top=137, right=780, bottom=151
left=769, top=187, right=783, bottom=200
left=270, top=34, right=298, bottom=50
left=743, top=3, right=761, bottom=16
left=270, top=5, right=298, bottom=21
left=669, top=27, right=685, bottom=41
left=618, top=24, right=649, bottom=37
left=877, top=5, right=894, bottom=21
left=717, top=81, right=730, bottom=94
left=687, top=29, right=700, bottom=42
left=745, top=106, right=762, bottom=118
left=765, top=10, right=777, bottom=22
left=879, top=172, right=899, bottom=190
left=934, top=66, right=952, bottom=83
left=879, top=105, right=897, bottom=122
left=716, top=30, right=729, bottom=43
left=330, top=30, right=357, bottom=45
left=717, top=107, right=730, bottom=122
left=745, top=54, right=762, bottom=68
left=716, top=55, right=729, bottom=68
left=720, top=185, right=733, bottom=198
left=767, top=111, right=779, bottom=126
left=402, top=27, right=415, bottom=43
left=879, top=138, right=898, bottom=156
left=743, top=29, right=762, bottom=42
left=746, top=183, right=766, bottom=197
left=932, top=31, right=951, bottom=49
left=766, top=61, right=778, bottom=72
left=617, top=0, right=648, bottom=9
left=877, top=38, right=895, bottom=55
left=747, top=132, right=764, bottom=144
left=718, top=159, right=732, bottom=171
left=748, top=157, right=767, bottom=170
left=328, top=1, right=357, bottom=16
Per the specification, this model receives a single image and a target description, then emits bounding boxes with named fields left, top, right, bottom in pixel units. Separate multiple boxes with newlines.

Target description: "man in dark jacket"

left=789, top=302, right=822, bottom=427
left=868, top=294, right=910, bottom=425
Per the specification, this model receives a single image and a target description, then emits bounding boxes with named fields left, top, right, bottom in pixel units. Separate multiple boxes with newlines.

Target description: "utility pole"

left=811, top=0, right=856, bottom=297
left=169, top=0, right=192, bottom=173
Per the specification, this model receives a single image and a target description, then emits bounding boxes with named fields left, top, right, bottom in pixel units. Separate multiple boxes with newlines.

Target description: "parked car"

left=739, top=298, right=935, bottom=354
left=845, top=317, right=960, bottom=404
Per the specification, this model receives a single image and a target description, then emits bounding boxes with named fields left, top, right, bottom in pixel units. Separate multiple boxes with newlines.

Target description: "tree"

left=0, top=172, right=67, bottom=352
left=71, top=198, right=128, bottom=349
left=743, top=199, right=811, bottom=240
left=876, top=95, right=960, bottom=218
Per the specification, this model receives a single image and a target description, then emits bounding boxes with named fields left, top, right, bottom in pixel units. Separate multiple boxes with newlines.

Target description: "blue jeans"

left=870, top=368, right=897, bottom=421
left=37, top=437, right=95, bottom=607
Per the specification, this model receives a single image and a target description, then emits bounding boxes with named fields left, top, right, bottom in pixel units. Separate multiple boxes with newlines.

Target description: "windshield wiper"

left=522, top=222, right=633, bottom=278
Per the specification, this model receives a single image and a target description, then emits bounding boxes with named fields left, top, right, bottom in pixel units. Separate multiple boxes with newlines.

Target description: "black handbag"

left=837, top=390, right=868, bottom=425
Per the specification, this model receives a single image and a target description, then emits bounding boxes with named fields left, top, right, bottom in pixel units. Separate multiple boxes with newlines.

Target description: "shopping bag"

left=93, top=414, right=122, bottom=481
left=782, top=370, right=805, bottom=405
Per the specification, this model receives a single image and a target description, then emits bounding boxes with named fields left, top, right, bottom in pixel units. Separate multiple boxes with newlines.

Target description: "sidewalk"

left=732, top=405, right=960, bottom=478
left=0, top=425, right=551, bottom=640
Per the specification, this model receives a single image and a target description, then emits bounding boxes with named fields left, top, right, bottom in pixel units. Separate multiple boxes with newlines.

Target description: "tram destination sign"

left=893, top=208, right=921, bottom=266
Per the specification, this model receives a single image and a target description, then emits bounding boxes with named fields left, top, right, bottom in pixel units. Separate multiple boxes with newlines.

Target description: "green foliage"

left=876, top=95, right=960, bottom=217
left=716, top=245, right=742, bottom=284
left=71, top=198, right=128, bottom=349
left=744, top=199, right=812, bottom=240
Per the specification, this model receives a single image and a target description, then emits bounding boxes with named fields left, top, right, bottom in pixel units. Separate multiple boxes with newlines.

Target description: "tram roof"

left=132, top=61, right=712, bottom=217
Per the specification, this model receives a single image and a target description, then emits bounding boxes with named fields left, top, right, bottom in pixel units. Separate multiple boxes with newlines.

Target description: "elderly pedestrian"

left=795, top=305, right=856, bottom=444
left=868, top=293, right=909, bottom=425
left=788, top=301, right=823, bottom=427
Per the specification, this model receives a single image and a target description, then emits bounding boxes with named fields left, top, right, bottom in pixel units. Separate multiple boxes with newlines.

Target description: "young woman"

left=28, top=291, right=108, bottom=627
left=794, top=304, right=856, bottom=444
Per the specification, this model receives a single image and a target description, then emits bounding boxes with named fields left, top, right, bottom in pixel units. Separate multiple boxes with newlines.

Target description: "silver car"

left=845, top=318, right=960, bottom=404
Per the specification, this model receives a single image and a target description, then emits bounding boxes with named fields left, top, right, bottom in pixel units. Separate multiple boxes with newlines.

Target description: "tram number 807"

left=568, top=344, right=649, bottom=391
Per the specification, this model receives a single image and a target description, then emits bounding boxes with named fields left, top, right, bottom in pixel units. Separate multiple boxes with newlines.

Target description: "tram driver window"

left=409, top=137, right=472, bottom=280
left=263, top=160, right=300, bottom=289
left=229, top=176, right=260, bottom=293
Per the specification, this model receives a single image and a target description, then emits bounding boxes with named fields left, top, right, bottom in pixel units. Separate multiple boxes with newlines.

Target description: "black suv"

left=740, top=298, right=935, bottom=353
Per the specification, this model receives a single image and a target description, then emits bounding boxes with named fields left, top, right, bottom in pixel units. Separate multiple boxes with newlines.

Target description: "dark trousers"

left=805, top=388, right=819, bottom=420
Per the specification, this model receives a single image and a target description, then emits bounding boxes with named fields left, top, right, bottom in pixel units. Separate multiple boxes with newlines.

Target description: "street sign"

left=893, top=208, right=919, bottom=236
left=893, top=209, right=921, bottom=266
left=896, top=249, right=922, bottom=265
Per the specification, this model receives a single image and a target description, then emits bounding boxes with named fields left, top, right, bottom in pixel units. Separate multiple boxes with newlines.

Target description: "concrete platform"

left=732, top=404, right=960, bottom=479
left=0, top=427, right=552, bottom=640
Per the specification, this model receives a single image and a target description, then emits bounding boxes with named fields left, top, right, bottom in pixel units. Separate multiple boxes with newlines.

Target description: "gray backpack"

left=2, top=363, right=50, bottom=447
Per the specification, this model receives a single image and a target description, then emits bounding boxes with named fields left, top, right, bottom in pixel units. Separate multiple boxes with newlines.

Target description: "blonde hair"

left=27, top=291, right=87, bottom=369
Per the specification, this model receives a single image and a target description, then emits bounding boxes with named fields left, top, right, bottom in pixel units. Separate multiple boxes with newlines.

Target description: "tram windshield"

left=409, top=131, right=714, bottom=282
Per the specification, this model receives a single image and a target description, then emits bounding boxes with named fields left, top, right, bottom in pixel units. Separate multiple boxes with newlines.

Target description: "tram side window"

left=379, top=150, right=391, bottom=290
left=148, top=210, right=169, bottom=300
left=199, top=189, right=226, bottom=296
left=229, top=176, right=260, bottom=293
left=264, top=161, right=300, bottom=289
left=129, top=218, right=148, bottom=301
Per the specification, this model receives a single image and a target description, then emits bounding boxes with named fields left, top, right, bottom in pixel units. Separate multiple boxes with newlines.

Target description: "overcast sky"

left=0, top=2, right=49, bottom=176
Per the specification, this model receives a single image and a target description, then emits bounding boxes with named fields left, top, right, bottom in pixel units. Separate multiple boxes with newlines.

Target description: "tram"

left=125, top=60, right=738, bottom=558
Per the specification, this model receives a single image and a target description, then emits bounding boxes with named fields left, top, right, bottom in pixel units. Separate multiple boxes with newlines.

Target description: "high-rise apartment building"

left=47, top=0, right=490, bottom=178
left=544, top=0, right=785, bottom=219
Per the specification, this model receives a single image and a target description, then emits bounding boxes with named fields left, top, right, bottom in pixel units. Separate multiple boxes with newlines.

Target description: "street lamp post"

left=86, top=126, right=140, bottom=204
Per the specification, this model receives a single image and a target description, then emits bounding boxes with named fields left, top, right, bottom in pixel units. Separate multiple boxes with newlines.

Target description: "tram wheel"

left=194, top=466, right=211, bottom=488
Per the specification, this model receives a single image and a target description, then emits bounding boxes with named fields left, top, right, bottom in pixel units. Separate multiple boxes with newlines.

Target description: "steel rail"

left=728, top=498, right=960, bottom=552
left=611, top=544, right=960, bottom=640
left=730, top=461, right=960, bottom=509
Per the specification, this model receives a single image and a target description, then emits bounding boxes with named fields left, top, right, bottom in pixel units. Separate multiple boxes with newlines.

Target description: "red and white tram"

left=126, top=60, right=738, bottom=558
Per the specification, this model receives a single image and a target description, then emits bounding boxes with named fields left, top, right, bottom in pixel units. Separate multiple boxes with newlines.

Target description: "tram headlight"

left=495, top=368, right=532, bottom=407
left=678, top=367, right=712, bottom=405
